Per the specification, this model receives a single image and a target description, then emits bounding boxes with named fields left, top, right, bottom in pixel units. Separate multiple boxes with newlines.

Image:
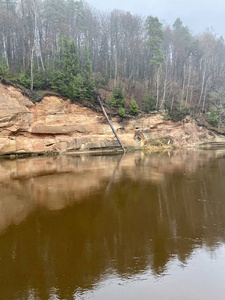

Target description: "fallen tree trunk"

left=98, top=95, right=125, bottom=153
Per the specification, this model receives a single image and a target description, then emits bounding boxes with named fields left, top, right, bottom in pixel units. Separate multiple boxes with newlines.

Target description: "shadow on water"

left=1, top=150, right=225, bottom=299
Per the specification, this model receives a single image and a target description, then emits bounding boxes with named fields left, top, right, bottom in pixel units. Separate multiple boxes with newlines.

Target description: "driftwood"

left=98, top=95, right=125, bottom=153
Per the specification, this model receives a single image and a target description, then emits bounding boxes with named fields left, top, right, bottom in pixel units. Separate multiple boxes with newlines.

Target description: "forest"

left=1, top=0, right=225, bottom=127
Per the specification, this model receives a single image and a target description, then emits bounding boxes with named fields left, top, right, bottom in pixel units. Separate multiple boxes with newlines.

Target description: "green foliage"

left=66, top=0, right=86, bottom=32
left=143, top=93, right=156, bottom=112
left=50, top=38, right=81, bottom=100
left=82, top=42, right=95, bottom=100
left=109, top=84, right=125, bottom=108
left=207, top=109, right=219, bottom=127
left=44, top=0, right=66, bottom=24
left=118, top=107, right=125, bottom=118
left=95, top=71, right=110, bottom=89
left=0, top=57, right=18, bottom=83
left=172, top=18, right=194, bottom=78
left=129, top=98, right=139, bottom=115
left=165, top=103, right=189, bottom=122
left=0, top=58, right=10, bottom=77
left=173, top=18, right=191, bottom=41
left=172, top=18, right=183, bottom=31
left=173, top=18, right=192, bottom=48
left=58, top=38, right=80, bottom=75
left=33, top=70, right=47, bottom=90
left=149, top=138, right=170, bottom=146
left=18, top=70, right=30, bottom=88
left=19, top=67, right=47, bottom=90
left=145, top=16, right=164, bottom=68
left=50, top=38, right=95, bottom=101
left=50, top=70, right=85, bottom=99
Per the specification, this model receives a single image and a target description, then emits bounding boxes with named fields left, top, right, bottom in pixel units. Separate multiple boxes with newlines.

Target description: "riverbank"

left=0, top=81, right=224, bottom=157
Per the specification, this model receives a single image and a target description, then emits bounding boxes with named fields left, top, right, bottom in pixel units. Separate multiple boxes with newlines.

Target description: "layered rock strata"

left=0, top=83, right=222, bottom=155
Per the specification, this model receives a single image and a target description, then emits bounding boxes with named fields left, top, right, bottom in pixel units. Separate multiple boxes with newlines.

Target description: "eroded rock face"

left=0, top=82, right=221, bottom=155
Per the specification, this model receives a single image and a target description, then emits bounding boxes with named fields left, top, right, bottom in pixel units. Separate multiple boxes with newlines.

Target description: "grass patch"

left=143, top=138, right=176, bottom=152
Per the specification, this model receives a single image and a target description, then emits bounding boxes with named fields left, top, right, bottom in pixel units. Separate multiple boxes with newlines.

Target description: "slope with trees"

left=1, top=0, right=225, bottom=126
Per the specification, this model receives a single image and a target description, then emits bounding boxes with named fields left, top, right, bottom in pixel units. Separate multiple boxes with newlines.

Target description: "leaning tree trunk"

left=98, top=95, right=125, bottom=153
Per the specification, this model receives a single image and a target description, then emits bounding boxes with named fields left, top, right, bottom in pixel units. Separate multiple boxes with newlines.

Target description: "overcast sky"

left=86, top=0, right=225, bottom=36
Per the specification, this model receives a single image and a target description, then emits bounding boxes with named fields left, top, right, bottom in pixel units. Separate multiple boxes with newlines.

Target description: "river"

left=0, top=150, right=225, bottom=299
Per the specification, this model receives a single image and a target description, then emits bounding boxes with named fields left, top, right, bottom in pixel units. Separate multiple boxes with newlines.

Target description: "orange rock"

left=0, top=82, right=221, bottom=155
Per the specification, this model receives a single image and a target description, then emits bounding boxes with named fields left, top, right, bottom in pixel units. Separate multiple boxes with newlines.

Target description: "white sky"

left=86, top=0, right=225, bottom=36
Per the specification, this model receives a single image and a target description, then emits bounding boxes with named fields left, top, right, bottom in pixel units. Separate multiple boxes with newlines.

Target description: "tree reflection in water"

left=0, top=150, right=225, bottom=299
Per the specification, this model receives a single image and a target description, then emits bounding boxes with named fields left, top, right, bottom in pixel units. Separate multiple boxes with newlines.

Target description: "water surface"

left=0, top=150, right=225, bottom=299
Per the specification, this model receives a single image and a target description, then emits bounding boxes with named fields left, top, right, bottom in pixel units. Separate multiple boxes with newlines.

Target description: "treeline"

left=1, top=0, right=225, bottom=125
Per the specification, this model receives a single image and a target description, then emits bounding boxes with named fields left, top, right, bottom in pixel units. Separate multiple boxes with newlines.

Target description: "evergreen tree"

left=143, top=93, right=156, bottom=112
left=145, top=16, right=164, bottom=69
left=129, top=98, right=139, bottom=115
left=207, top=109, right=219, bottom=127
left=172, top=18, right=193, bottom=81
left=118, top=106, right=125, bottom=117
left=50, top=38, right=86, bottom=100
left=82, top=42, right=95, bottom=100
left=109, top=84, right=125, bottom=108
left=0, top=57, right=10, bottom=78
left=145, top=16, right=164, bottom=108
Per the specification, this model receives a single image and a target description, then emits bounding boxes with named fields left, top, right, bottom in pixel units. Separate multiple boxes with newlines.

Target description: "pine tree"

left=0, top=58, right=10, bottom=78
left=143, top=94, right=156, bottom=113
left=118, top=107, right=125, bottom=117
left=145, top=16, right=164, bottom=69
left=82, top=42, right=95, bottom=100
left=129, top=98, right=139, bottom=115
left=109, top=84, right=125, bottom=108
left=50, top=38, right=85, bottom=100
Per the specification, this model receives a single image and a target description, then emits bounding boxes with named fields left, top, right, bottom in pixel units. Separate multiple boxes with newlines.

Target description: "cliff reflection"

left=0, top=150, right=225, bottom=299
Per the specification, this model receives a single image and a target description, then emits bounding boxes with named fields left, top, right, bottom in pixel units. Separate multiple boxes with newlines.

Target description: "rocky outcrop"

left=0, top=82, right=223, bottom=155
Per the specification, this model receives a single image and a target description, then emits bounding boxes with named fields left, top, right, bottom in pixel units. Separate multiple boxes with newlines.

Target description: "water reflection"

left=0, top=150, right=225, bottom=299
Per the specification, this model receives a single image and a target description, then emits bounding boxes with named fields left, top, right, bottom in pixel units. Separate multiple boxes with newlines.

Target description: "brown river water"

left=0, top=150, right=225, bottom=299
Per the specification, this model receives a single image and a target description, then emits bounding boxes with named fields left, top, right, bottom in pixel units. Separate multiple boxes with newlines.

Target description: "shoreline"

left=2, top=139, right=225, bottom=160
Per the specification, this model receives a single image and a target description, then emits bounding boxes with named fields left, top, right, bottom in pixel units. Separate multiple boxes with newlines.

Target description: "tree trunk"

left=185, top=64, right=192, bottom=106
left=98, top=95, right=125, bottom=153
left=3, top=35, right=9, bottom=68
left=114, top=46, right=118, bottom=86
left=197, top=60, right=207, bottom=110
left=161, top=61, right=168, bottom=109
left=155, top=68, right=161, bottom=109
left=30, top=46, right=34, bottom=91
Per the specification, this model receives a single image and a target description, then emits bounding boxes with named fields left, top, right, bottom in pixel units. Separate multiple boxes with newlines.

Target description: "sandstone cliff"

left=0, top=82, right=222, bottom=155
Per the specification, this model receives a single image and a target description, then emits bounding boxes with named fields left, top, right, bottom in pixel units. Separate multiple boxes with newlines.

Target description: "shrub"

left=207, top=109, right=219, bottom=127
left=129, top=98, right=139, bottom=115
left=18, top=70, right=30, bottom=88
left=118, top=107, right=125, bottom=118
left=143, top=93, right=156, bottom=112
left=165, top=103, right=189, bottom=122
left=0, top=58, right=9, bottom=77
